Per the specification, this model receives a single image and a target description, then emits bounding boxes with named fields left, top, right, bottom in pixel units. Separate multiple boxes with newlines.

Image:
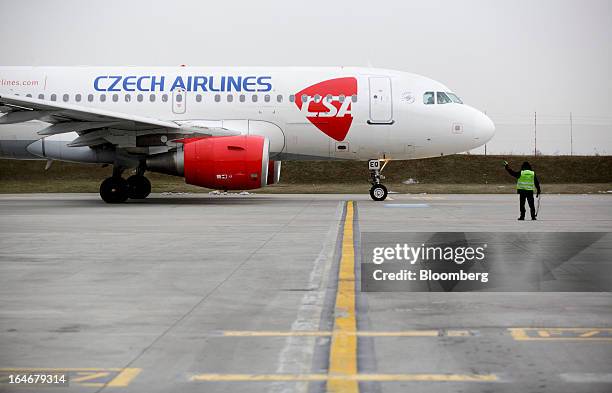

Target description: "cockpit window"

left=437, top=92, right=452, bottom=104
left=447, top=92, right=463, bottom=104
left=423, top=92, right=434, bottom=105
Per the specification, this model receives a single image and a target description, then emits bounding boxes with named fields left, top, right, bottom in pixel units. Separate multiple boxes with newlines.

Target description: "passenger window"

left=351, top=95, right=358, bottom=103
left=175, top=94, right=183, bottom=103
left=437, top=92, right=451, bottom=104
left=137, top=94, right=143, bottom=102
left=38, top=94, right=44, bottom=100
left=50, top=94, right=57, bottom=101
left=26, top=94, right=32, bottom=98
left=314, top=94, right=321, bottom=102
left=339, top=95, right=345, bottom=103
left=125, top=94, right=131, bottom=102
left=62, top=94, right=69, bottom=102
left=162, top=94, right=168, bottom=102
left=113, top=94, right=119, bottom=102
left=100, top=94, right=106, bottom=102
left=289, top=95, right=295, bottom=103
left=196, top=94, right=202, bottom=103
left=423, top=92, right=434, bottom=105
left=227, top=94, right=233, bottom=102
left=264, top=94, right=270, bottom=103
left=301, top=94, right=308, bottom=103
left=277, top=94, right=283, bottom=103
left=75, top=94, right=82, bottom=102
left=239, top=94, right=245, bottom=102
left=252, top=95, right=258, bottom=103
left=215, top=94, right=221, bottom=102
left=149, top=94, right=156, bottom=102
left=88, top=94, right=94, bottom=102
left=326, top=94, right=332, bottom=102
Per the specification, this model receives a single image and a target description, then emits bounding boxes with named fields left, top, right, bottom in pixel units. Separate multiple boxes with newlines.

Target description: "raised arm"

left=504, top=164, right=520, bottom=178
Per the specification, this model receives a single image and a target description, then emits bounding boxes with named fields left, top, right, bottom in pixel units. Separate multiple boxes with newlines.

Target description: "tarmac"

left=0, top=193, right=611, bottom=393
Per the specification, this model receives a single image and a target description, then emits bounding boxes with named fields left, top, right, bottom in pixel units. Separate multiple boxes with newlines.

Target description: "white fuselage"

left=0, top=66, right=495, bottom=161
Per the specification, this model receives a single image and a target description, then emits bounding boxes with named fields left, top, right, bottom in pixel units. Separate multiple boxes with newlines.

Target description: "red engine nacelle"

left=183, top=135, right=270, bottom=190
left=145, top=135, right=271, bottom=190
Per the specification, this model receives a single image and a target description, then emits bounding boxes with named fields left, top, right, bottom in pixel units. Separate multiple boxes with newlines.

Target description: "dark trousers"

left=518, top=190, right=536, bottom=218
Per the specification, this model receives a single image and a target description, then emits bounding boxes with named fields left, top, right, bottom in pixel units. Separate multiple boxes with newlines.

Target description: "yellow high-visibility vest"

left=517, top=170, right=535, bottom=191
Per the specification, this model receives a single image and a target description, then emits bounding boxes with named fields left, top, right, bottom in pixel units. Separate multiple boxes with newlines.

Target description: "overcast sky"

left=1, top=0, right=610, bottom=154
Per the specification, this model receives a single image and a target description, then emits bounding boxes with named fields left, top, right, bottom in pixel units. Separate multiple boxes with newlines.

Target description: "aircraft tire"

left=127, top=175, right=151, bottom=199
left=369, top=184, right=388, bottom=201
left=100, top=177, right=129, bottom=203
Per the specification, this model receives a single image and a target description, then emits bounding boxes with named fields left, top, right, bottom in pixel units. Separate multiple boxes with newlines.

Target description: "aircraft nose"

left=465, top=107, right=495, bottom=144
left=458, top=106, right=495, bottom=150
left=478, top=112, right=495, bottom=143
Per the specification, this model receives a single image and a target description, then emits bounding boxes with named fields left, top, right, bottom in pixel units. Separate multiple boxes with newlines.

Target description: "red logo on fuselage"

left=294, top=77, right=357, bottom=141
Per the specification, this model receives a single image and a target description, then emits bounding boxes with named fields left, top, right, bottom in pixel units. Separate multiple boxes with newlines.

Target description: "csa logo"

left=294, top=77, right=357, bottom=141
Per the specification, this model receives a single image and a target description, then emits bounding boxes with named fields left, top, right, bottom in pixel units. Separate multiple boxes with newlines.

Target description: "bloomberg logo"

left=93, top=75, right=273, bottom=93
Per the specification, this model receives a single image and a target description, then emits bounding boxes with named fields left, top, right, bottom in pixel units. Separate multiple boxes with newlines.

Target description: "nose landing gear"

left=368, top=159, right=389, bottom=201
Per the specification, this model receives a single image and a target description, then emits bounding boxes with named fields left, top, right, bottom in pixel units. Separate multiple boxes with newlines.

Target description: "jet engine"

left=147, top=135, right=270, bottom=190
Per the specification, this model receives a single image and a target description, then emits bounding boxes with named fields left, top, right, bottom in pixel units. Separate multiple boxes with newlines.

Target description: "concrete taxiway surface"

left=0, top=193, right=611, bottom=393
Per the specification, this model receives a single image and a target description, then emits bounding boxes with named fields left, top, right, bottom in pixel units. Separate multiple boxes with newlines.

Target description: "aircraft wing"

left=0, top=93, right=240, bottom=145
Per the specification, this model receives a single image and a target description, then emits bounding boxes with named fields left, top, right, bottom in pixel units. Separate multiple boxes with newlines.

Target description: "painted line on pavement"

left=327, top=200, right=359, bottom=393
left=510, top=328, right=612, bottom=341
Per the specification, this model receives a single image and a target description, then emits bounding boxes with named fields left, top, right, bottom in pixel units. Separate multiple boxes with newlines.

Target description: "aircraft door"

left=172, top=88, right=186, bottom=114
left=368, top=77, right=393, bottom=124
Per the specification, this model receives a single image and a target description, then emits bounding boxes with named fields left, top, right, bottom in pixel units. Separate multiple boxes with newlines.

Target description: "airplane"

left=0, top=66, right=495, bottom=202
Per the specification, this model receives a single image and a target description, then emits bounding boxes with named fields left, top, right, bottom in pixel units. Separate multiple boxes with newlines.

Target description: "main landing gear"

left=99, top=166, right=151, bottom=203
left=368, top=159, right=388, bottom=201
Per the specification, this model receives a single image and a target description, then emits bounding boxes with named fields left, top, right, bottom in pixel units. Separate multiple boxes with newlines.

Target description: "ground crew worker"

left=504, top=161, right=541, bottom=220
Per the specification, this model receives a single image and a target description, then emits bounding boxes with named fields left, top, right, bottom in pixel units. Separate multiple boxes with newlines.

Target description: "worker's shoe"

left=518, top=217, right=525, bottom=221
left=531, top=217, right=537, bottom=221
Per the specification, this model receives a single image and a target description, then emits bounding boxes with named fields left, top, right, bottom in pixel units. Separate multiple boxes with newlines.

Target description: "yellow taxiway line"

left=510, top=328, right=612, bottom=341
left=327, top=200, right=359, bottom=393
